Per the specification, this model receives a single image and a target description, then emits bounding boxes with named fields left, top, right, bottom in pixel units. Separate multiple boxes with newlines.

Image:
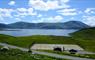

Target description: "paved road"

left=0, top=43, right=94, bottom=60
left=77, top=50, right=95, bottom=54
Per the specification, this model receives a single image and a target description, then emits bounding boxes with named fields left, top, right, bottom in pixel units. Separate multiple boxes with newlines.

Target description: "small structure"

left=31, top=44, right=84, bottom=51
left=69, top=49, right=78, bottom=54
left=54, top=47, right=62, bottom=52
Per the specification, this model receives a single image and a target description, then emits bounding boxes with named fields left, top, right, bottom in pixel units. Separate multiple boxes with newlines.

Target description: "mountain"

left=62, top=21, right=90, bottom=29
left=0, top=23, right=10, bottom=29
left=8, top=22, right=64, bottom=29
left=8, top=22, right=36, bottom=29
left=7, top=21, right=90, bottom=29
left=35, top=23, right=64, bottom=29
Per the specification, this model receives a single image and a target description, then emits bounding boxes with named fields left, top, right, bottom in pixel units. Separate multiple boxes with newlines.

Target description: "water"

left=0, top=29, right=78, bottom=37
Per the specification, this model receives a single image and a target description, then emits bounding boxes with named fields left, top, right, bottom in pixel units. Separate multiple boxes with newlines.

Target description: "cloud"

left=54, top=15, right=63, bottom=21
left=60, top=0, right=69, bottom=3
left=16, top=8, right=37, bottom=17
left=46, top=16, right=63, bottom=23
left=32, top=15, right=63, bottom=23
left=57, top=8, right=77, bottom=16
left=83, top=16, right=95, bottom=26
left=8, top=1, right=15, bottom=6
left=85, top=8, right=95, bottom=14
left=0, top=8, right=37, bottom=21
left=0, top=8, right=14, bottom=18
left=37, top=14, right=42, bottom=17
left=29, top=0, right=70, bottom=11
left=28, top=8, right=37, bottom=15
left=15, top=18, right=21, bottom=21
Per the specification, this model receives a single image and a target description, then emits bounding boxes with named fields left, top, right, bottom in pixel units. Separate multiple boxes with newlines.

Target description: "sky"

left=0, top=0, right=95, bottom=26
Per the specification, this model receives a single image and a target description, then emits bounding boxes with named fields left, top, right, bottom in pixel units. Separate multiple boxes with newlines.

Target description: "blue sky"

left=0, top=0, right=95, bottom=26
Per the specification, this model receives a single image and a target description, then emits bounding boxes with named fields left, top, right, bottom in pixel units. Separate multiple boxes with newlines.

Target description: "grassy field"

left=0, top=34, right=75, bottom=48
left=0, top=48, right=68, bottom=60
left=0, top=28, right=95, bottom=52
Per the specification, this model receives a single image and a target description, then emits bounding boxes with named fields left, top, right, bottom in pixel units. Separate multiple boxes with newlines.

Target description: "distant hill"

left=8, top=22, right=36, bottom=29
left=62, top=21, right=89, bottom=29
left=0, top=23, right=10, bottom=29
left=7, top=21, right=90, bottom=29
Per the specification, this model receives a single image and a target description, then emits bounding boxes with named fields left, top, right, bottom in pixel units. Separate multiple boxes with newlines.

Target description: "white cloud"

left=8, top=1, right=15, bottom=6
left=29, top=0, right=70, bottom=11
left=85, top=8, right=95, bottom=14
left=60, top=0, right=69, bottom=3
left=0, top=8, right=14, bottom=18
left=54, top=16, right=63, bottom=21
left=37, top=14, right=42, bottom=17
left=57, top=8, right=77, bottom=16
left=46, top=16, right=63, bottom=23
left=15, top=18, right=21, bottom=21
left=35, top=15, right=63, bottom=23
left=28, top=8, right=37, bottom=15
left=0, top=8, right=37, bottom=21
left=15, top=8, right=37, bottom=17
left=83, top=16, right=95, bottom=26
left=0, top=15, right=4, bottom=21
left=44, top=16, right=63, bottom=23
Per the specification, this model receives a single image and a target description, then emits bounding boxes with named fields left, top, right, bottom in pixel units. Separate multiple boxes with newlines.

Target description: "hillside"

left=7, top=21, right=90, bottom=29
left=71, top=27, right=95, bottom=40
left=62, top=21, right=89, bottom=29
left=0, top=23, right=10, bottom=29
left=71, top=27, right=95, bottom=52
left=8, top=22, right=36, bottom=29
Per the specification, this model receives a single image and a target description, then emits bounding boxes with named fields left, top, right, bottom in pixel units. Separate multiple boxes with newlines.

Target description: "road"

left=0, top=43, right=94, bottom=60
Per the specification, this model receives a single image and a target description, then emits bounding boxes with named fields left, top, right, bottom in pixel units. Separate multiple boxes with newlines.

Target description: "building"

left=31, top=44, right=84, bottom=51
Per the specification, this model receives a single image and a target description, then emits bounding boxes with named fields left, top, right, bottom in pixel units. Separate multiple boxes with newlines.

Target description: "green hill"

left=71, top=27, right=95, bottom=52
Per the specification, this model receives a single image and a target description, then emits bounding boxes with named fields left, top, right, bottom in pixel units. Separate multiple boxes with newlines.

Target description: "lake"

left=0, top=29, right=78, bottom=37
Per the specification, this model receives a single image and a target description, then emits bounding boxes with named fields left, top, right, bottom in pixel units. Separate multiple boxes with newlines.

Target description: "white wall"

left=31, top=44, right=84, bottom=51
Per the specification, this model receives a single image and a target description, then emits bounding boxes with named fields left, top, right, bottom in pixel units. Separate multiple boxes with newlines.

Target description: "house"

left=31, top=44, right=84, bottom=51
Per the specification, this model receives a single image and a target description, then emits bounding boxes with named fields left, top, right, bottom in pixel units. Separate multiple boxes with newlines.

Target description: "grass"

left=0, top=34, right=75, bottom=48
left=71, top=28, right=95, bottom=52
left=0, top=49, right=68, bottom=60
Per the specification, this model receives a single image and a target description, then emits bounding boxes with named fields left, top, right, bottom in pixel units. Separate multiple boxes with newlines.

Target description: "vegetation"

left=0, top=48, right=67, bottom=60
left=71, top=28, right=95, bottom=52
left=0, top=34, right=75, bottom=48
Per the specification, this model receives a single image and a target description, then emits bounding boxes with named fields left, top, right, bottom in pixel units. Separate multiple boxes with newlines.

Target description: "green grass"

left=0, top=49, right=68, bottom=60
left=71, top=28, right=95, bottom=52
left=0, top=34, right=75, bottom=48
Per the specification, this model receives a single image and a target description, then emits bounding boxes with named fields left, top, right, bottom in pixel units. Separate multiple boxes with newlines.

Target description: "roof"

left=31, top=44, right=84, bottom=50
